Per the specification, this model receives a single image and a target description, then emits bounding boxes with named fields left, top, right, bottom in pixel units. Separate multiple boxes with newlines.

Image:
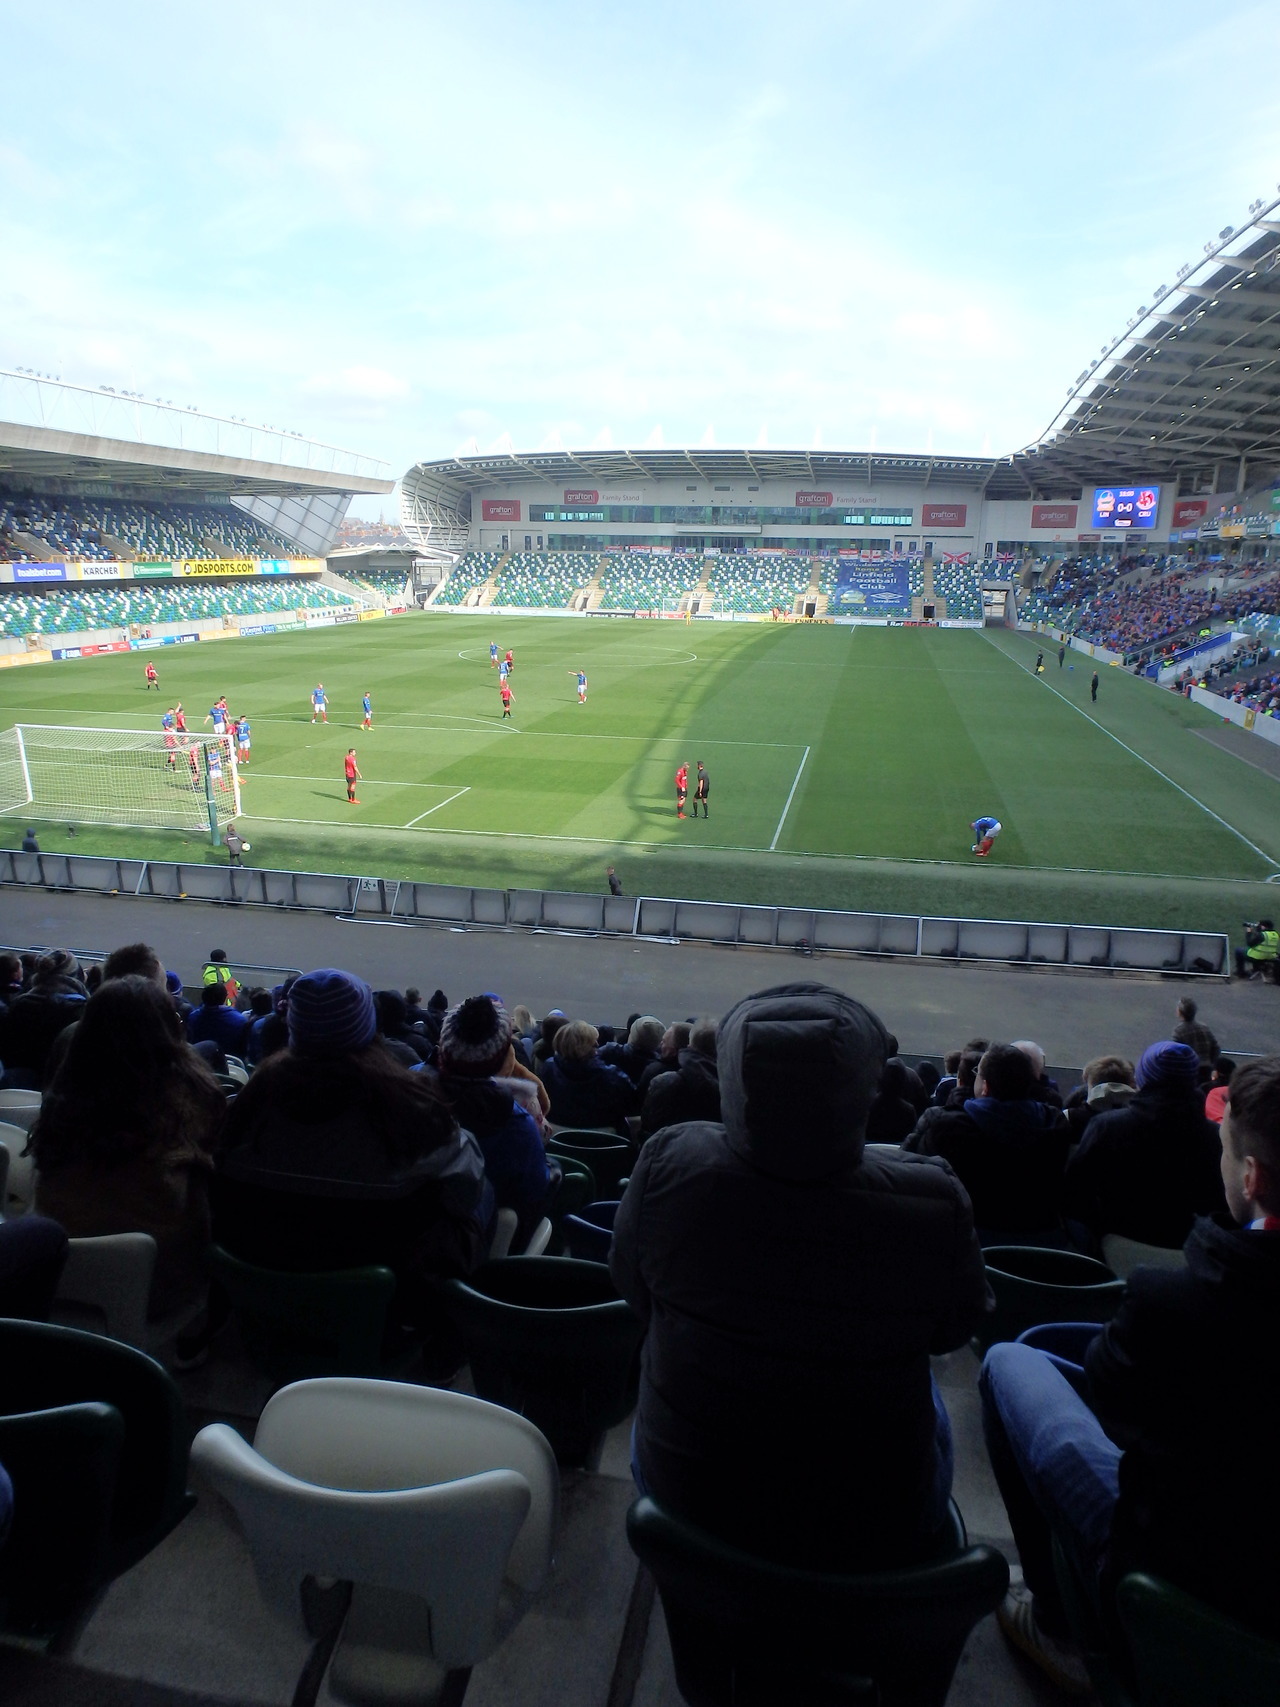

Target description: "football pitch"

left=2, top=612, right=1279, bottom=933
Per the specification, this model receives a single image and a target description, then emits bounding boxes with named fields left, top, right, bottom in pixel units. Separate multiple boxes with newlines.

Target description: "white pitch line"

left=249, top=773, right=450, bottom=788
left=769, top=746, right=811, bottom=852
left=403, top=787, right=471, bottom=828
left=986, top=632, right=1280, bottom=870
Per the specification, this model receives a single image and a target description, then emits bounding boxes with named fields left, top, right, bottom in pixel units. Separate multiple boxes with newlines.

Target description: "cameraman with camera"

left=1235, top=917, right=1279, bottom=980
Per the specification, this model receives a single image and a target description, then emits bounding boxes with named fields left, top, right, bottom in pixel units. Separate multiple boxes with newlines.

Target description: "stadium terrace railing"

left=0, top=851, right=1230, bottom=978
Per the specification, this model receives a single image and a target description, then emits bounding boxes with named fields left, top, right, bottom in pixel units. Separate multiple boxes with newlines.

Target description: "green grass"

left=2, top=613, right=1278, bottom=934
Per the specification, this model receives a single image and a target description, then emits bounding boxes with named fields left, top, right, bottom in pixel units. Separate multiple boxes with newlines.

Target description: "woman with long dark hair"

left=30, top=974, right=226, bottom=1318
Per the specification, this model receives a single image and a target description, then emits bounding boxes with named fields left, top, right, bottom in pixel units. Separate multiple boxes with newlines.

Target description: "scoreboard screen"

left=1091, top=486, right=1161, bottom=529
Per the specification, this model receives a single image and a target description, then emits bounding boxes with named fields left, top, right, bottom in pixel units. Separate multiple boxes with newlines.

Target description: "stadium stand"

left=493, top=551, right=595, bottom=608
left=0, top=495, right=297, bottom=563
left=705, top=552, right=812, bottom=613
left=0, top=579, right=355, bottom=637
left=326, top=564, right=411, bottom=599
left=597, top=552, right=700, bottom=610
left=932, top=562, right=984, bottom=618
left=432, top=548, right=504, bottom=606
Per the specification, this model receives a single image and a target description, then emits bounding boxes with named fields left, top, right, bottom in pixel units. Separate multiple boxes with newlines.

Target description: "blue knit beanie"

left=1136, top=1040, right=1200, bottom=1092
left=287, top=969, right=377, bottom=1056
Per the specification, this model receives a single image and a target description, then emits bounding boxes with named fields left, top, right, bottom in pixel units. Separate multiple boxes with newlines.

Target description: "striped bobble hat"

left=287, top=969, right=377, bottom=1056
left=438, top=995, right=514, bottom=1077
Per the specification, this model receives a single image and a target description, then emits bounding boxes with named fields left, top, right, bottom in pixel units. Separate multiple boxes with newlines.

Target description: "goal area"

left=0, top=725, right=241, bottom=835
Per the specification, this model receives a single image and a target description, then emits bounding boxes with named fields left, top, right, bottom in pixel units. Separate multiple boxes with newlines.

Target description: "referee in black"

left=693, top=761, right=709, bottom=818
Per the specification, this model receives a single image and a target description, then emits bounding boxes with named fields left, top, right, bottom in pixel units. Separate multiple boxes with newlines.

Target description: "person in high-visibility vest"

left=202, top=949, right=240, bottom=1006
left=1235, top=918, right=1279, bottom=980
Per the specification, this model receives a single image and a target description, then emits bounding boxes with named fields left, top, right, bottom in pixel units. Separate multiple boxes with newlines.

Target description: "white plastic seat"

left=191, top=1378, right=559, bottom=1705
left=0, top=1090, right=41, bottom=1132
left=0, top=1121, right=33, bottom=1217
left=51, top=1232, right=157, bottom=1348
left=488, top=1211, right=552, bottom=1261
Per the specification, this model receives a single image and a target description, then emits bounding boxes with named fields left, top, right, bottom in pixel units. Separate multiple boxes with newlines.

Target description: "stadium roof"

left=0, top=370, right=393, bottom=497
left=1016, top=190, right=1280, bottom=495
left=407, top=188, right=1280, bottom=514
left=411, top=445, right=1006, bottom=493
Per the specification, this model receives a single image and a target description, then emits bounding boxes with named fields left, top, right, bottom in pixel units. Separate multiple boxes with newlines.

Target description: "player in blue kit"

left=569, top=669, right=587, bottom=704
left=971, top=816, right=1002, bottom=858
left=311, top=683, right=328, bottom=724
left=490, top=641, right=499, bottom=668
left=235, top=716, right=251, bottom=763
left=362, top=693, right=373, bottom=729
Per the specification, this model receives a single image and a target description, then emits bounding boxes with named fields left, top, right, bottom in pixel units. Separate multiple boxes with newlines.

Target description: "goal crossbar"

left=0, top=723, right=241, bottom=834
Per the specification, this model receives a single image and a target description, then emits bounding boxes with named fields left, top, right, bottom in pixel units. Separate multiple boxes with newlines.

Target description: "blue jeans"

left=980, top=1326, right=1120, bottom=1633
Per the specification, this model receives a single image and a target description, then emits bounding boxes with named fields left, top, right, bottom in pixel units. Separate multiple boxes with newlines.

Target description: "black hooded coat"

left=610, top=982, right=990, bottom=1567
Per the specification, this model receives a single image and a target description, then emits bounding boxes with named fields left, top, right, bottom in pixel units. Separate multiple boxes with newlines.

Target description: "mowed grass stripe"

left=0, top=613, right=1274, bottom=887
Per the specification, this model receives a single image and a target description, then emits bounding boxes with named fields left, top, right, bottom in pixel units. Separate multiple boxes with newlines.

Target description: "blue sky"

left=3, top=0, right=1279, bottom=515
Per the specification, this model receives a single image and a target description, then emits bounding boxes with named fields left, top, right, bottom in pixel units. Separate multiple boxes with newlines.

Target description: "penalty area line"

left=769, top=746, right=811, bottom=852
left=403, top=787, right=471, bottom=828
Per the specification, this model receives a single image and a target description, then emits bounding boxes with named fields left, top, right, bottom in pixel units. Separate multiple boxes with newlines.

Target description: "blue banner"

left=14, top=562, right=67, bottom=581
left=829, top=564, right=910, bottom=609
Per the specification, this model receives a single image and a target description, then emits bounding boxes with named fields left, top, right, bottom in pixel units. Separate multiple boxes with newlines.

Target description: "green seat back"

left=977, top=1245, right=1126, bottom=1351
left=547, top=1132, right=635, bottom=1198
left=445, top=1256, right=642, bottom=1467
left=627, top=1495, right=1007, bottom=1707
left=1118, top=1573, right=1280, bottom=1707
left=209, top=1245, right=396, bottom=1380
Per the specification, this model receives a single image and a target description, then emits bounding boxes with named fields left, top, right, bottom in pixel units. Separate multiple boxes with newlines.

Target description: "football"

left=241, top=841, right=251, bottom=852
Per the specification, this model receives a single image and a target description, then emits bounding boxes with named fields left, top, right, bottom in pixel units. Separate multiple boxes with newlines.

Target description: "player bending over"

left=570, top=669, right=587, bottom=703
left=312, top=683, right=328, bottom=724
left=971, top=816, right=1002, bottom=858
left=362, top=693, right=373, bottom=729
left=344, top=748, right=362, bottom=803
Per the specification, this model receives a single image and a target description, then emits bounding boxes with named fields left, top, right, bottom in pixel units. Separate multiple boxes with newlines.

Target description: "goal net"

left=0, top=725, right=241, bottom=833
left=660, top=593, right=719, bottom=618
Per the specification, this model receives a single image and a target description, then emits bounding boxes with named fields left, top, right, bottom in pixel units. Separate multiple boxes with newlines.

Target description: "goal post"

left=661, top=593, right=719, bottom=619
left=0, top=725, right=240, bottom=839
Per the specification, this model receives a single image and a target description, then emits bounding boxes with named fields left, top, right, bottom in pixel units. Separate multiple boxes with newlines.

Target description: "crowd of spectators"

left=0, top=494, right=296, bottom=564
left=1, top=941, right=1277, bottom=1694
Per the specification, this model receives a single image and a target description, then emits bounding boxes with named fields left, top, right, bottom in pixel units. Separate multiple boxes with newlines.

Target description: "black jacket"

left=1063, top=1088, right=1225, bottom=1247
left=1086, top=1216, right=1280, bottom=1638
left=639, top=1046, right=720, bottom=1137
left=903, top=1096, right=1069, bottom=1233
left=611, top=982, right=990, bottom=1569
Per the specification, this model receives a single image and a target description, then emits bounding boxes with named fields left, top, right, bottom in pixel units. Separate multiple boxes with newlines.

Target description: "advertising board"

left=181, top=560, right=256, bottom=577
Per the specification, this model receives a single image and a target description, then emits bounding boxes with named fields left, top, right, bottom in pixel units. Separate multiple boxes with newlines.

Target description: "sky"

left=3, top=0, right=1280, bottom=517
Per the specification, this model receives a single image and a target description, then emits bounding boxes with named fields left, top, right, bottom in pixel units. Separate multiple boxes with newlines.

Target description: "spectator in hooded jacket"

left=539, top=1019, right=636, bottom=1135
left=903, top=1043, right=1070, bottom=1240
left=1063, top=1040, right=1226, bottom=1248
left=640, top=1017, right=720, bottom=1137
left=374, top=989, right=434, bottom=1066
left=434, top=995, right=556, bottom=1243
left=0, top=948, right=89, bottom=1089
left=612, top=981, right=990, bottom=1570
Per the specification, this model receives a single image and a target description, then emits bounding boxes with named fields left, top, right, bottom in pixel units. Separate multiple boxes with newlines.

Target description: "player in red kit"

left=675, top=763, right=689, bottom=818
left=144, top=662, right=159, bottom=690
left=500, top=681, right=515, bottom=719
left=344, top=748, right=362, bottom=803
